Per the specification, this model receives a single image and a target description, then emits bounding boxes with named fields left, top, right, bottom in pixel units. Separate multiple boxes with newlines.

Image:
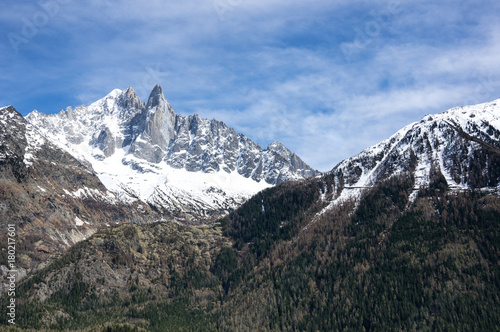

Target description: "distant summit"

left=318, top=98, right=500, bottom=212
left=26, top=86, right=319, bottom=222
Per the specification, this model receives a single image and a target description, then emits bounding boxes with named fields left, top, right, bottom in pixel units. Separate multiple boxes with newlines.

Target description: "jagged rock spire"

left=146, top=84, right=165, bottom=111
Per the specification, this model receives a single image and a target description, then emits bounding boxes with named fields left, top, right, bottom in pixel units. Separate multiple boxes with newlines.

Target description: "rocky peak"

left=0, top=105, right=16, bottom=114
left=146, top=84, right=166, bottom=111
left=1, top=105, right=20, bottom=116
left=117, top=87, right=143, bottom=118
left=267, top=141, right=291, bottom=157
left=1, top=106, right=29, bottom=147
left=129, top=85, right=176, bottom=163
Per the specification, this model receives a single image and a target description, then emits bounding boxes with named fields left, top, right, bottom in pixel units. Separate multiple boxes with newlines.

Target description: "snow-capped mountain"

left=321, top=98, right=500, bottom=209
left=26, top=85, right=319, bottom=222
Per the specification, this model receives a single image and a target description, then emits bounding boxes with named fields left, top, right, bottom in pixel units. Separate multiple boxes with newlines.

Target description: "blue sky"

left=1, top=0, right=500, bottom=171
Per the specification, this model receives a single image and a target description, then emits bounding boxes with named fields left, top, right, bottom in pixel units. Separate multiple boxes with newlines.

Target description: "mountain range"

left=26, top=85, right=319, bottom=223
left=1, top=91, right=500, bottom=331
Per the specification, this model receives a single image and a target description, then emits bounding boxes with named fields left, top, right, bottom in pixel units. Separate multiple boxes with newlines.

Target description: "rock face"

left=26, top=85, right=319, bottom=221
left=0, top=106, right=158, bottom=292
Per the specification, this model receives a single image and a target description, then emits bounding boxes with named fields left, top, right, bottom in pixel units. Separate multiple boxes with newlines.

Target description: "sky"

left=1, top=0, right=500, bottom=172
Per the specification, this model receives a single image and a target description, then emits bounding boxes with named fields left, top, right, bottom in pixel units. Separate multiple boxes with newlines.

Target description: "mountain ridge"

left=26, top=85, right=319, bottom=222
left=318, top=98, right=500, bottom=211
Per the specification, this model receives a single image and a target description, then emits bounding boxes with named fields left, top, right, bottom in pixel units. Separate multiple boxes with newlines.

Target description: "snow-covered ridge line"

left=26, top=85, right=319, bottom=222
left=312, top=97, right=500, bottom=217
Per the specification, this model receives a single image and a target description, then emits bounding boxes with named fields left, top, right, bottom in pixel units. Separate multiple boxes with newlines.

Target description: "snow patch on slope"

left=23, top=123, right=46, bottom=167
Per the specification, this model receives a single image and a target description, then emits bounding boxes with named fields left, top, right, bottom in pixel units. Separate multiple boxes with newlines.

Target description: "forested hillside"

left=218, top=174, right=500, bottom=331
left=3, top=171, right=500, bottom=331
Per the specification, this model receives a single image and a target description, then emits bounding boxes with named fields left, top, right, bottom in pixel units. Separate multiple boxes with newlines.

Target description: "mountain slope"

left=217, top=177, right=500, bottom=331
left=26, top=86, right=319, bottom=222
left=0, top=106, right=158, bottom=292
left=6, top=155, right=500, bottom=331
left=4, top=222, right=228, bottom=331
left=211, top=98, right=500, bottom=330
left=4, top=98, right=500, bottom=331
left=323, top=98, right=500, bottom=209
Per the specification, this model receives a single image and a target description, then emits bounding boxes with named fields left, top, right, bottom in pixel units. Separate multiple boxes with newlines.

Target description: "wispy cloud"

left=1, top=0, right=499, bottom=171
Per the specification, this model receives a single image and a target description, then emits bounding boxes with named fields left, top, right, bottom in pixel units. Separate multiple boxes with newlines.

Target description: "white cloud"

left=2, top=0, right=500, bottom=171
